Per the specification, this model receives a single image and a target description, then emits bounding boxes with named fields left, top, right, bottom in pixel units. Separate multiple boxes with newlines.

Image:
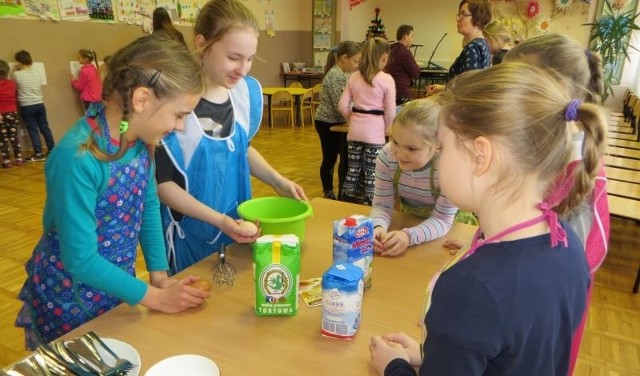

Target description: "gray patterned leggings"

left=341, top=141, right=383, bottom=204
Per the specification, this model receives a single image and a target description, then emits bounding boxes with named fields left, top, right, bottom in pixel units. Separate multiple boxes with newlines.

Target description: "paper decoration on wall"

left=265, top=10, right=275, bottom=37
left=349, top=0, right=366, bottom=10
left=314, top=51, right=328, bottom=69
left=87, top=0, right=114, bottom=20
left=57, top=0, right=90, bottom=20
left=0, top=1, right=26, bottom=17
left=24, top=0, right=60, bottom=20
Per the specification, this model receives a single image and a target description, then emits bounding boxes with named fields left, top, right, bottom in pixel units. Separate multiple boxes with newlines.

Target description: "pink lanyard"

left=468, top=202, right=568, bottom=256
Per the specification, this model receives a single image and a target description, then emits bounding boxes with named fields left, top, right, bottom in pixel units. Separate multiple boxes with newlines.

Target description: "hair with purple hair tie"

left=565, top=99, right=582, bottom=121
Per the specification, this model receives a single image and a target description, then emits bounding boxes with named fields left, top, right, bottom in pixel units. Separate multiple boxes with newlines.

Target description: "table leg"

left=294, top=95, right=301, bottom=126
left=267, top=95, right=273, bottom=128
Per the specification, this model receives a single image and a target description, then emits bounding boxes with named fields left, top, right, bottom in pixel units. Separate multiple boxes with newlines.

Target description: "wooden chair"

left=311, top=83, right=322, bottom=114
left=271, top=90, right=294, bottom=128
left=299, top=88, right=314, bottom=127
left=288, top=82, right=303, bottom=88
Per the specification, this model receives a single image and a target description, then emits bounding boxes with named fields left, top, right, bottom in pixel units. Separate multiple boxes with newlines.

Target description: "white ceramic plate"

left=97, top=338, right=141, bottom=376
left=145, top=354, right=219, bottom=376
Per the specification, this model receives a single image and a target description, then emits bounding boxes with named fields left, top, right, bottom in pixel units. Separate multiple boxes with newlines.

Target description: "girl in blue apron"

left=15, top=34, right=208, bottom=349
left=369, top=63, right=604, bottom=375
left=156, top=0, right=307, bottom=274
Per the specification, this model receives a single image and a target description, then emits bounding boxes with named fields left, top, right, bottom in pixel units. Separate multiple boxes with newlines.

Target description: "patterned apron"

left=16, top=107, right=150, bottom=348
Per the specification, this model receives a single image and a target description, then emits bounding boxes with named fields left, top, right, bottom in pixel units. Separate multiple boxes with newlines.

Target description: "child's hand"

left=373, top=226, right=386, bottom=254
left=369, top=335, right=411, bottom=375
left=141, top=276, right=208, bottom=313
left=274, top=177, right=308, bottom=201
left=381, top=333, right=422, bottom=367
left=443, top=239, right=465, bottom=254
left=219, top=216, right=261, bottom=243
left=378, top=230, right=410, bottom=256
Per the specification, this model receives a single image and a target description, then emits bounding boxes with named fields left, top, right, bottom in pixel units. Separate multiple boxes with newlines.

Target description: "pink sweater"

left=338, top=71, right=396, bottom=144
left=72, top=64, right=102, bottom=103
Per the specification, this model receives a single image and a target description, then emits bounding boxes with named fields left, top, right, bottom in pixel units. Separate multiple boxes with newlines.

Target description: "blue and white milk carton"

left=321, top=263, right=364, bottom=340
left=333, top=215, right=374, bottom=290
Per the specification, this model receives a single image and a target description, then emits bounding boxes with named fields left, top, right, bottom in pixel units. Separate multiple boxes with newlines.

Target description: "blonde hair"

left=194, top=0, right=259, bottom=55
left=438, top=62, right=606, bottom=215
left=504, top=33, right=604, bottom=104
left=389, top=98, right=439, bottom=148
left=483, top=20, right=511, bottom=49
left=86, top=33, right=204, bottom=161
left=358, top=37, right=389, bottom=85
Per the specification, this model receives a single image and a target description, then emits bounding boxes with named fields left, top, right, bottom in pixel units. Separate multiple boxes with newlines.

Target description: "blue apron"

left=161, top=76, right=262, bottom=273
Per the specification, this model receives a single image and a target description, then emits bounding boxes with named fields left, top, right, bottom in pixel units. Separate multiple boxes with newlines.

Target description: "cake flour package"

left=333, top=215, right=374, bottom=289
left=253, top=234, right=300, bottom=316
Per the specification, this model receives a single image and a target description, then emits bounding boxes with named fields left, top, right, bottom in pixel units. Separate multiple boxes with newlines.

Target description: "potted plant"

left=585, top=0, right=640, bottom=100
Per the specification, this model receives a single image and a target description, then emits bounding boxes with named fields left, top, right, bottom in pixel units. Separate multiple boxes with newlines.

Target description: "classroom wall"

left=0, top=0, right=312, bottom=147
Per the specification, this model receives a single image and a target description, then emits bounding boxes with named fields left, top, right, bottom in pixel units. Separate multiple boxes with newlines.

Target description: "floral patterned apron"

left=16, top=106, right=150, bottom=348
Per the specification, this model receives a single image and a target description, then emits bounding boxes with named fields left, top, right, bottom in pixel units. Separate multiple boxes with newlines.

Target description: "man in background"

left=385, top=25, right=421, bottom=106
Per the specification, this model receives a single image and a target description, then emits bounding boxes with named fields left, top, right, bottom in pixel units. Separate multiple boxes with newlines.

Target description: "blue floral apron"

left=16, top=106, right=150, bottom=348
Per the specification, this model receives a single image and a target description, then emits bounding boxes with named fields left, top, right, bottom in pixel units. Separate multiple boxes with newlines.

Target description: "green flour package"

left=253, top=234, right=300, bottom=316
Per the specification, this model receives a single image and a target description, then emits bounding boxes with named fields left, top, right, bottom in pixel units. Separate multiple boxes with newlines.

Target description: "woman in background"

left=426, top=0, right=492, bottom=95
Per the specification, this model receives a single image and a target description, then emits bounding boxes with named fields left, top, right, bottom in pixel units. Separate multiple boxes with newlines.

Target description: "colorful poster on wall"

left=0, top=1, right=26, bottom=17
left=175, top=0, right=199, bottom=24
left=57, top=0, right=90, bottom=20
left=115, top=0, right=141, bottom=24
left=88, top=0, right=114, bottom=20
left=24, top=0, right=61, bottom=19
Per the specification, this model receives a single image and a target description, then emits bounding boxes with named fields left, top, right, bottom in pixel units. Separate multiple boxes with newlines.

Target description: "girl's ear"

left=131, top=86, right=152, bottom=114
left=472, top=136, right=492, bottom=176
left=195, top=34, right=207, bottom=50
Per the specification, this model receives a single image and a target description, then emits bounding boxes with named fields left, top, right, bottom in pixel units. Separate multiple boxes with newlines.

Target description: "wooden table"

left=55, top=198, right=476, bottom=374
left=263, top=87, right=308, bottom=128
left=280, top=71, right=323, bottom=88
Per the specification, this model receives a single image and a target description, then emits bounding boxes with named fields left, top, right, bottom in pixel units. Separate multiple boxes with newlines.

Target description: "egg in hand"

left=238, top=220, right=259, bottom=237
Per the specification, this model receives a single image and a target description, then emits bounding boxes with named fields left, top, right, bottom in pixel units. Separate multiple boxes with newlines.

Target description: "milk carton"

left=321, top=263, right=364, bottom=340
left=253, top=234, right=300, bottom=316
left=333, top=215, right=374, bottom=289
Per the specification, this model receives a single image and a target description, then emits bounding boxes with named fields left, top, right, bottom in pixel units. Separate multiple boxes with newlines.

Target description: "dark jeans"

left=314, top=119, right=347, bottom=194
left=20, top=103, right=55, bottom=154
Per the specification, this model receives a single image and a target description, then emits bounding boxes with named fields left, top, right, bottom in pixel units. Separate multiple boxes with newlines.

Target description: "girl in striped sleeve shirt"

left=371, top=98, right=458, bottom=256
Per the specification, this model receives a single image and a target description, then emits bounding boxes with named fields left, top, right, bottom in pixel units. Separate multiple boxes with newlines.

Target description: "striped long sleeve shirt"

left=371, top=144, right=458, bottom=246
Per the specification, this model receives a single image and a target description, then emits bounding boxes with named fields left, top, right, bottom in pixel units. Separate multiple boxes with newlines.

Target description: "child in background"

left=71, top=49, right=103, bottom=110
left=482, top=20, right=513, bottom=65
left=152, top=7, right=187, bottom=47
left=504, top=32, right=608, bottom=375
left=0, top=59, right=23, bottom=168
left=369, top=62, right=605, bottom=375
left=13, top=50, right=55, bottom=162
left=338, top=37, right=395, bottom=205
left=314, top=41, right=361, bottom=200
left=371, top=99, right=457, bottom=257
left=155, top=0, right=307, bottom=274
left=15, top=34, right=207, bottom=349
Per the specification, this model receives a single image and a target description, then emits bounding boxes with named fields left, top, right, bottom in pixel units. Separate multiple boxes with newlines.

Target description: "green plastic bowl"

left=237, top=197, right=313, bottom=242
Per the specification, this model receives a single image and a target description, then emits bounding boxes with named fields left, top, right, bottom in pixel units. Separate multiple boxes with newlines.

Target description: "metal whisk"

left=211, top=244, right=236, bottom=287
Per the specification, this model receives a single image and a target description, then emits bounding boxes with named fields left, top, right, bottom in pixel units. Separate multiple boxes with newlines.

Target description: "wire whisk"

left=211, top=244, right=236, bottom=287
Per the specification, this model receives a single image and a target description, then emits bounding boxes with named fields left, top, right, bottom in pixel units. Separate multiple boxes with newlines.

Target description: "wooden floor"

left=1, top=125, right=639, bottom=375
